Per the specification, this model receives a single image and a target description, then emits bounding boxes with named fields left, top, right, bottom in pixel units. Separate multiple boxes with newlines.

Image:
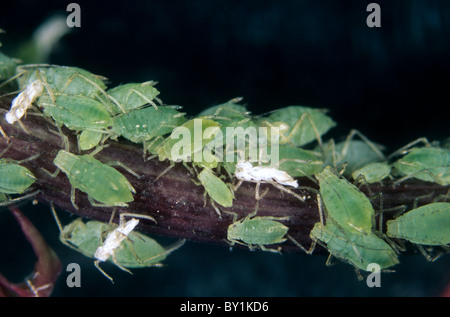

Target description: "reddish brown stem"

left=0, top=96, right=448, bottom=254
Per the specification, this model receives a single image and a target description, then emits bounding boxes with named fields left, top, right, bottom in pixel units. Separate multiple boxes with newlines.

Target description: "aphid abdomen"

left=39, top=94, right=113, bottom=131
left=54, top=150, right=135, bottom=206
left=387, top=203, right=450, bottom=245
left=0, top=163, right=36, bottom=194
left=316, top=167, right=374, bottom=234
left=311, top=222, right=399, bottom=271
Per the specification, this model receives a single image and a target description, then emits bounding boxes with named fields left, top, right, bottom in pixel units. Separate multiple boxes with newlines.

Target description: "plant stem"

left=0, top=96, right=448, bottom=254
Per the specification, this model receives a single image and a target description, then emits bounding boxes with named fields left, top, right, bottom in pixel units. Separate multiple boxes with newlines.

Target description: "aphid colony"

left=1, top=52, right=449, bottom=281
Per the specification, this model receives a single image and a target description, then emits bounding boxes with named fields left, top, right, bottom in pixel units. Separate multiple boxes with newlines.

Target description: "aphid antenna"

left=387, top=137, right=431, bottom=160
left=105, top=159, right=140, bottom=179
left=0, top=72, right=23, bottom=90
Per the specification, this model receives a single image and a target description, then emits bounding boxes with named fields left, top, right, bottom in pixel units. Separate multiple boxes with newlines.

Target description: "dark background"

left=0, top=0, right=449, bottom=297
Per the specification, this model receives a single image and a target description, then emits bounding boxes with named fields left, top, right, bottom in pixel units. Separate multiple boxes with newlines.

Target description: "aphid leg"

left=94, top=260, right=115, bottom=284
left=272, top=183, right=305, bottom=202
left=64, top=72, right=126, bottom=114
left=258, top=244, right=283, bottom=254
left=111, top=253, right=134, bottom=275
left=287, top=234, right=316, bottom=255
left=154, top=161, right=175, bottom=182
left=286, top=112, right=325, bottom=147
left=341, top=129, right=386, bottom=161
left=210, top=199, right=222, bottom=218
left=118, top=212, right=157, bottom=225
left=181, top=161, right=196, bottom=177
left=0, top=189, right=41, bottom=207
left=16, top=119, right=31, bottom=134
left=392, top=167, right=445, bottom=187
left=40, top=166, right=61, bottom=178
left=371, top=192, right=404, bottom=253
left=71, top=187, right=79, bottom=210
left=411, top=192, right=436, bottom=210
left=47, top=125, right=70, bottom=151
left=138, top=239, right=186, bottom=265
left=50, top=203, right=93, bottom=257
left=254, top=182, right=269, bottom=201
left=223, top=209, right=238, bottom=223
left=433, top=188, right=450, bottom=203
left=86, top=142, right=109, bottom=157
left=416, top=245, right=436, bottom=262
left=233, top=179, right=244, bottom=192
left=128, top=88, right=159, bottom=110
left=87, top=195, right=128, bottom=208
left=0, top=124, right=10, bottom=141
left=289, top=194, right=322, bottom=254
left=15, top=152, right=41, bottom=164
left=352, top=266, right=364, bottom=281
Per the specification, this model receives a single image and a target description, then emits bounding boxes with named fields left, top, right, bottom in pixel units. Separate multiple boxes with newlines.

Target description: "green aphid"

left=311, top=221, right=399, bottom=271
left=386, top=202, right=450, bottom=245
left=227, top=215, right=290, bottom=252
left=112, top=105, right=186, bottom=144
left=198, top=168, right=234, bottom=209
left=392, top=147, right=450, bottom=186
left=0, top=160, right=36, bottom=194
left=52, top=208, right=184, bottom=282
left=198, top=97, right=251, bottom=128
left=38, top=93, right=114, bottom=151
left=39, top=94, right=113, bottom=131
left=319, top=134, right=386, bottom=177
left=16, top=65, right=108, bottom=98
left=352, top=162, right=392, bottom=184
left=316, top=166, right=374, bottom=234
left=264, top=105, right=336, bottom=147
left=105, top=81, right=162, bottom=114
left=53, top=150, right=135, bottom=208
left=155, top=118, right=221, bottom=165
left=78, top=129, right=104, bottom=151
left=275, top=144, right=324, bottom=177
left=0, top=51, right=18, bottom=85
left=198, top=98, right=256, bottom=162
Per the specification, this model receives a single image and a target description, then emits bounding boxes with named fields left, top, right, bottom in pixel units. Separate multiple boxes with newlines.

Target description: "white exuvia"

left=5, top=80, right=44, bottom=124
left=94, top=218, right=140, bottom=262
left=235, top=161, right=298, bottom=188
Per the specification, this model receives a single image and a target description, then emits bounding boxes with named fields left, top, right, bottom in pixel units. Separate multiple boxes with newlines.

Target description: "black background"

left=0, top=0, right=449, bottom=297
